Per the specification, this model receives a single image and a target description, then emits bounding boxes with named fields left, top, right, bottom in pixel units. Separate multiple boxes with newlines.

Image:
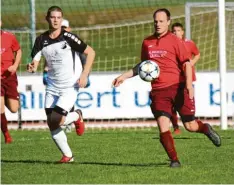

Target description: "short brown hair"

left=153, top=8, right=171, bottom=20
left=46, top=6, right=63, bottom=17
left=171, top=22, right=184, bottom=30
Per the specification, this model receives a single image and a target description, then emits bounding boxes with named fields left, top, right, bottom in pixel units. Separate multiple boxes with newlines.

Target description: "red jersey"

left=1, top=30, right=20, bottom=79
left=183, top=38, right=200, bottom=81
left=141, top=31, right=190, bottom=89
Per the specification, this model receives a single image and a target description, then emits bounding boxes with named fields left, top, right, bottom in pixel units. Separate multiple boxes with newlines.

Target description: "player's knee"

left=8, top=106, right=19, bottom=113
left=153, top=111, right=171, bottom=120
left=181, top=115, right=197, bottom=132
left=50, top=106, right=67, bottom=125
left=153, top=111, right=171, bottom=133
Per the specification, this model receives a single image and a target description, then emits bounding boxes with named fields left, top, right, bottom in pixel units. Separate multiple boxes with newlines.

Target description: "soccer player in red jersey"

left=170, top=22, right=201, bottom=134
left=112, top=8, right=221, bottom=167
left=0, top=20, right=22, bottom=144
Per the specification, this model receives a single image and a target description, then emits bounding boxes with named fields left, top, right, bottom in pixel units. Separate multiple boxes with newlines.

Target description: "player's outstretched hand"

left=112, top=75, right=125, bottom=87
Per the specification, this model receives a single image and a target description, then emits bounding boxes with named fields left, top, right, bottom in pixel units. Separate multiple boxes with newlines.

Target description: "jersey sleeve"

left=141, top=40, right=148, bottom=61
left=31, top=36, right=43, bottom=62
left=64, top=32, right=87, bottom=53
left=175, top=38, right=190, bottom=64
left=11, top=34, right=21, bottom=52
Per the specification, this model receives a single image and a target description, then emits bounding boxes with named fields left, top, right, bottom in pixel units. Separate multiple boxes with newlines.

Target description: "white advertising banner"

left=5, top=73, right=234, bottom=121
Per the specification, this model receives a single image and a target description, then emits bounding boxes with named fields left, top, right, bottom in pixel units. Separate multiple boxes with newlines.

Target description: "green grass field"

left=1, top=127, right=234, bottom=184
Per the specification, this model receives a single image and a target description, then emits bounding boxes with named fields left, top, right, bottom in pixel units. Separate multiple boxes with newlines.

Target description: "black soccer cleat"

left=205, top=123, right=221, bottom=147
left=170, top=160, right=181, bottom=168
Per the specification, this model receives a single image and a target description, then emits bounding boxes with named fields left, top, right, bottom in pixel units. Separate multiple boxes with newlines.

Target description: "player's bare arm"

left=183, top=62, right=193, bottom=99
left=7, top=49, right=22, bottom=75
left=78, top=45, right=95, bottom=88
left=112, top=63, right=140, bottom=87
left=27, top=60, right=40, bottom=73
left=190, top=53, right=200, bottom=66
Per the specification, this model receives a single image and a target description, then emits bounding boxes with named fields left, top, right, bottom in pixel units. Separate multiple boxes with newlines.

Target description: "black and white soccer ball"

left=138, top=60, right=160, bottom=82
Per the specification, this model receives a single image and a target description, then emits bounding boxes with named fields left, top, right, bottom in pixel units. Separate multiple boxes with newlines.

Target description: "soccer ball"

left=138, top=60, right=160, bottom=82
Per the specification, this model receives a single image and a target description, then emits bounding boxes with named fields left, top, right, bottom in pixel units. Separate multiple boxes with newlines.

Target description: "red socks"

left=196, top=119, right=209, bottom=134
left=1, top=113, right=8, bottom=133
left=160, top=131, right=178, bottom=161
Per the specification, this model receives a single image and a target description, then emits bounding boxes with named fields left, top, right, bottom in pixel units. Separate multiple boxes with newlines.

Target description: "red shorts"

left=150, top=83, right=195, bottom=119
left=175, top=83, right=196, bottom=116
left=1, top=75, right=19, bottom=100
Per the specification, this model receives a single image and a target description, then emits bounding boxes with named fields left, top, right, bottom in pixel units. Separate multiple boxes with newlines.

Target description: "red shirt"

left=1, top=31, right=20, bottom=79
left=183, top=38, right=200, bottom=81
left=141, top=31, right=190, bottom=89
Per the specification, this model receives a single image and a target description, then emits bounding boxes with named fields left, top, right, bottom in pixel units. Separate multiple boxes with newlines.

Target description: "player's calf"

left=184, top=119, right=221, bottom=147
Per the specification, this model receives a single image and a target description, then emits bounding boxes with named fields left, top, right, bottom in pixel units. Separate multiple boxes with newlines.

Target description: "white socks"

left=63, top=112, right=79, bottom=126
left=51, top=127, right=72, bottom=157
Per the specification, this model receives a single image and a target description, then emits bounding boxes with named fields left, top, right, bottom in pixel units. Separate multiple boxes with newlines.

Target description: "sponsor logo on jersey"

left=64, top=32, right=81, bottom=44
left=43, top=40, right=49, bottom=46
left=149, top=50, right=167, bottom=58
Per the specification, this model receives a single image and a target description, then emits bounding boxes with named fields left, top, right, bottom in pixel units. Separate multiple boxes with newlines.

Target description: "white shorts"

left=45, top=87, right=79, bottom=112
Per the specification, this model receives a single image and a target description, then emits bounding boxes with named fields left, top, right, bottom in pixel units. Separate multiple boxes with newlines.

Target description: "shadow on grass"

left=1, top=159, right=168, bottom=167
left=152, top=136, right=205, bottom=140
left=1, top=159, right=61, bottom=164
left=152, top=136, right=231, bottom=140
left=79, top=161, right=168, bottom=167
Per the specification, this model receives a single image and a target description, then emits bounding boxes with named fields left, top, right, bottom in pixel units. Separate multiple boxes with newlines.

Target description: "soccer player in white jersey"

left=27, top=6, right=95, bottom=163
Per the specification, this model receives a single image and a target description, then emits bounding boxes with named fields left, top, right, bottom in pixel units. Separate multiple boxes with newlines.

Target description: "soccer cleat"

left=4, top=132, right=13, bottom=144
left=5, top=137, right=13, bottom=144
left=74, top=109, right=85, bottom=136
left=173, top=128, right=181, bottom=135
left=58, top=155, right=74, bottom=163
left=170, top=160, right=181, bottom=168
left=204, top=123, right=221, bottom=147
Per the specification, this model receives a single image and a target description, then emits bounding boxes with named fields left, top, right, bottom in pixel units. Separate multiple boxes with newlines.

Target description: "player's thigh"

left=2, top=79, right=20, bottom=113
left=5, top=98, right=19, bottom=113
left=45, top=91, right=59, bottom=110
left=56, top=87, right=79, bottom=113
left=44, top=91, right=59, bottom=127
left=150, top=85, right=178, bottom=132
left=0, top=96, right=5, bottom=113
left=150, top=85, right=177, bottom=119
left=157, top=116, right=171, bottom=133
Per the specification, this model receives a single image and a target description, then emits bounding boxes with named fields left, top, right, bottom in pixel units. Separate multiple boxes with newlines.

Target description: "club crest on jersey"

left=61, top=42, right=67, bottom=49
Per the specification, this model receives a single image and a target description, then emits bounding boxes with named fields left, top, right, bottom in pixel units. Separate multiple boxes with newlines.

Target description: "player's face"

left=47, top=11, right=63, bottom=30
left=154, top=12, right=170, bottom=36
left=172, top=27, right=184, bottom=39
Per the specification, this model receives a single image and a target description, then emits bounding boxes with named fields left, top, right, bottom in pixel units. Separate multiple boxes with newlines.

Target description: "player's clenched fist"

left=27, top=61, right=38, bottom=73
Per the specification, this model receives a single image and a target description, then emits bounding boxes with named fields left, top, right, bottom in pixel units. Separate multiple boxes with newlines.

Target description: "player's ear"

left=167, top=20, right=171, bottom=26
